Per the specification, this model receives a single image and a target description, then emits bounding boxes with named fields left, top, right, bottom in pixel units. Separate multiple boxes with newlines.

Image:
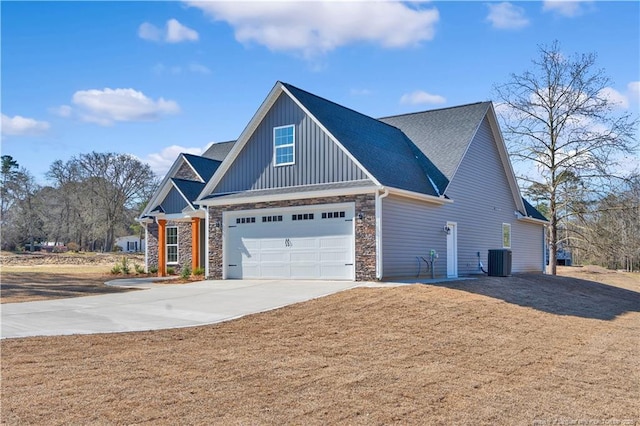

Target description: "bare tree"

left=494, top=41, right=638, bottom=274
left=51, top=152, right=157, bottom=251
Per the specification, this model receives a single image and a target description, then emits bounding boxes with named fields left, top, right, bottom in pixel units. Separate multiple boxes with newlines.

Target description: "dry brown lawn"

left=2, top=266, right=639, bottom=425
left=0, top=265, right=133, bottom=304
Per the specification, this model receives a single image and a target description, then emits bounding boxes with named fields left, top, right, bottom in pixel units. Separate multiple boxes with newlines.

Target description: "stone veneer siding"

left=174, top=161, right=199, bottom=181
left=145, top=219, right=192, bottom=274
left=146, top=222, right=159, bottom=272
left=207, top=194, right=376, bottom=281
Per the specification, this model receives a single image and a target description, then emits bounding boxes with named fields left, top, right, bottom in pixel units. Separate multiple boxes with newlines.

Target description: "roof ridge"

left=378, top=101, right=490, bottom=120
left=281, top=82, right=404, bottom=133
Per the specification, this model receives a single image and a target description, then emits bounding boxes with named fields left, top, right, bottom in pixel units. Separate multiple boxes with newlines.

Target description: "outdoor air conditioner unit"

left=488, top=249, right=512, bottom=277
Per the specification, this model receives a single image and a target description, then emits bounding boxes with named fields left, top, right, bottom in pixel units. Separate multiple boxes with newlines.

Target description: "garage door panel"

left=226, top=203, right=355, bottom=280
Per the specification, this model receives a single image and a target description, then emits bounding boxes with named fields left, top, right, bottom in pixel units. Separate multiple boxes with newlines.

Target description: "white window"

left=167, top=226, right=178, bottom=264
left=274, top=125, right=295, bottom=166
left=502, top=223, right=511, bottom=249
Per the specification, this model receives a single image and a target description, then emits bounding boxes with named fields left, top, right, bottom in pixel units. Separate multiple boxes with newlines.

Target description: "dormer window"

left=274, top=125, right=295, bottom=166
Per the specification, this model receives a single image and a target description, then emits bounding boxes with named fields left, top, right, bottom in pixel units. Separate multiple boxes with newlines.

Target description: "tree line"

left=1, top=153, right=158, bottom=252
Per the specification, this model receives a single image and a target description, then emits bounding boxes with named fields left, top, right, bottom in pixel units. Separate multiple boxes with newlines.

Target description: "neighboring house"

left=140, top=81, right=547, bottom=280
left=114, top=235, right=145, bottom=253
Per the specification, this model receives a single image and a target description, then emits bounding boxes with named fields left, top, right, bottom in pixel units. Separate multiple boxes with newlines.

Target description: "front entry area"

left=224, top=203, right=355, bottom=280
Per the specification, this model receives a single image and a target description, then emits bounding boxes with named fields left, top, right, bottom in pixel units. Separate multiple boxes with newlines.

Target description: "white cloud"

left=138, top=22, right=162, bottom=42
left=144, top=144, right=205, bottom=177
left=138, top=19, right=199, bottom=43
left=486, top=2, right=529, bottom=30
left=400, top=90, right=446, bottom=106
left=1, top=114, right=50, bottom=136
left=542, top=1, right=593, bottom=17
left=599, top=87, right=629, bottom=109
left=67, top=88, right=180, bottom=126
left=185, top=1, right=439, bottom=57
left=166, top=18, right=199, bottom=43
left=628, top=81, right=640, bottom=104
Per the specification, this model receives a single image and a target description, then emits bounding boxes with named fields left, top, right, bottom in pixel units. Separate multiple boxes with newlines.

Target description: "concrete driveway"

left=1, top=280, right=359, bottom=339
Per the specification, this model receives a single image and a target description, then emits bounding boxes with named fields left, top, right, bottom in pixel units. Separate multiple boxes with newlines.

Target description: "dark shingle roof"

left=203, top=141, right=236, bottom=161
left=171, top=178, right=205, bottom=208
left=283, top=83, right=439, bottom=196
left=522, top=198, right=549, bottom=221
left=379, top=102, right=491, bottom=187
left=182, top=154, right=222, bottom=182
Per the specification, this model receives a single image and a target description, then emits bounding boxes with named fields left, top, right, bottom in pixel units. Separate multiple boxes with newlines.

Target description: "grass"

left=0, top=266, right=133, bottom=303
left=1, top=266, right=638, bottom=424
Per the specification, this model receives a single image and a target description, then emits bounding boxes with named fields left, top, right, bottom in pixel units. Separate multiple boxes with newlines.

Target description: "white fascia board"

left=197, top=185, right=378, bottom=207
left=170, top=180, right=198, bottom=211
left=486, top=104, right=527, bottom=213
left=518, top=216, right=549, bottom=226
left=141, top=156, right=187, bottom=217
left=182, top=208, right=206, bottom=218
left=386, top=186, right=452, bottom=205
left=280, top=84, right=382, bottom=187
left=156, top=213, right=193, bottom=222
left=197, top=82, right=284, bottom=203
left=182, top=155, right=205, bottom=182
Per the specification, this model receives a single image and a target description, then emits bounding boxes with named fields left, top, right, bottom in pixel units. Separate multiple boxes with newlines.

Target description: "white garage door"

left=225, top=203, right=355, bottom=280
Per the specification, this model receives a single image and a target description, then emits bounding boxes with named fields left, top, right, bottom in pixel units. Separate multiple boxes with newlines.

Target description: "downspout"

left=375, top=187, right=390, bottom=280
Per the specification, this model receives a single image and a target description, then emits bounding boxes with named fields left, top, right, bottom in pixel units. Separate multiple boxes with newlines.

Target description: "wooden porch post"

left=191, top=217, right=199, bottom=272
left=157, top=219, right=167, bottom=277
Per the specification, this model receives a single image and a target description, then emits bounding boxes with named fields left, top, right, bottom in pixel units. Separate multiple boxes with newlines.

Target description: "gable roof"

left=195, top=81, right=544, bottom=220
left=182, top=154, right=222, bottom=183
left=281, top=83, right=440, bottom=197
left=203, top=141, right=236, bottom=161
left=379, top=102, right=491, bottom=186
left=171, top=178, right=205, bottom=209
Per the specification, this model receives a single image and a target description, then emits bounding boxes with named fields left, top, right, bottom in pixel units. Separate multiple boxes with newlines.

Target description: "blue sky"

left=2, top=1, right=638, bottom=183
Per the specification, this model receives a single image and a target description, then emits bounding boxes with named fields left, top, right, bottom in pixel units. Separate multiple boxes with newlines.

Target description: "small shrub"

left=167, top=266, right=175, bottom=275
left=149, top=266, right=158, bottom=274
left=120, top=257, right=131, bottom=275
left=134, top=263, right=146, bottom=274
left=193, top=267, right=205, bottom=276
left=111, top=264, right=122, bottom=275
left=67, top=242, right=80, bottom=252
left=181, top=265, right=192, bottom=279
left=113, top=245, right=123, bottom=252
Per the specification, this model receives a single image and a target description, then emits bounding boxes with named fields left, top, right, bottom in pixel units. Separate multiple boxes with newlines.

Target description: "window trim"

left=273, top=124, right=295, bottom=167
left=502, top=223, right=511, bottom=249
left=166, top=226, right=179, bottom=265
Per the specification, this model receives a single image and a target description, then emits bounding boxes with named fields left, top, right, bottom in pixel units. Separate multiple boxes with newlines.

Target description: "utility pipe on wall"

left=375, top=187, right=390, bottom=280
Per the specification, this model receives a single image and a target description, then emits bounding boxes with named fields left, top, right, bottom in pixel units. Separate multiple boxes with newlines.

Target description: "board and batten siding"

left=214, top=93, right=368, bottom=194
left=382, top=116, right=544, bottom=279
left=160, top=186, right=188, bottom=214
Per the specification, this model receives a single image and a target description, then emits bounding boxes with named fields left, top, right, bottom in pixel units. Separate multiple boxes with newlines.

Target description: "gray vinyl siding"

left=160, top=187, right=188, bottom=214
left=214, top=93, right=368, bottom=194
left=381, top=116, right=544, bottom=279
